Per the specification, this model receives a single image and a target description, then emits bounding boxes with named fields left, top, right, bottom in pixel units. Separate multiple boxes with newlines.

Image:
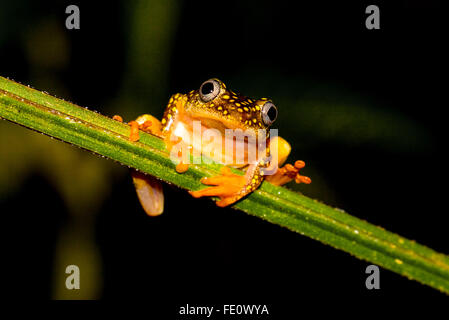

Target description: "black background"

left=0, top=0, right=447, bottom=314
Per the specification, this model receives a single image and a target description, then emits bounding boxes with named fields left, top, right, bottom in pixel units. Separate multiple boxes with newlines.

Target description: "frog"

left=113, top=78, right=311, bottom=216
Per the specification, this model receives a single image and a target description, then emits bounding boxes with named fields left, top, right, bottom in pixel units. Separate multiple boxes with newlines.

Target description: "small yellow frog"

left=114, top=79, right=310, bottom=215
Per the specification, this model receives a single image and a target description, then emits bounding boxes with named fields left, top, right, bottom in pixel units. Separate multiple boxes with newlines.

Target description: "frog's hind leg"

left=131, top=170, right=164, bottom=216
left=113, top=114, right=163, bottom=141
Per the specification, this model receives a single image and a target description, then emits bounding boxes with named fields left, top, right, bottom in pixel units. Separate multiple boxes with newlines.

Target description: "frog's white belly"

left=171, top=120, right=261, bottom=167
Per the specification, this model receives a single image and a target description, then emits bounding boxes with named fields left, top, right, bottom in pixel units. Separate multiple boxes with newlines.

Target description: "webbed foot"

left=189, top=167, right=247, bottom=207
left=265, top=160, right=311, bottom=186
left=113, top=114, right=163, bottom=142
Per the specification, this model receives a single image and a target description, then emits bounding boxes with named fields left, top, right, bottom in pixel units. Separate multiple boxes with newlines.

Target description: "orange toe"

left=176, top=162, right=189, bottom=173
left=128, top=121, right=140, bottom=142
left=113, top=115, right=123, bottom=122
left=294, top=160, right=305, bottom=169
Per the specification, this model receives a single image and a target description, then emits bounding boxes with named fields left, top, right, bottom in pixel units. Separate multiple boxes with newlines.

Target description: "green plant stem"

left=1, top=76, right=449, bottom=294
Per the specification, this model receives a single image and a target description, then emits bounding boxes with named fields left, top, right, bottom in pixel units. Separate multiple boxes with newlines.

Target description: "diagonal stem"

left=1, top=76, right=448, bottom=294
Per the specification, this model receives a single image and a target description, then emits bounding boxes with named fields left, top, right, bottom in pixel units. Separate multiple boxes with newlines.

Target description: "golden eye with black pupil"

left=261, top=101, right=277, bottom=126
left=199, top=79, right=220, bottom=102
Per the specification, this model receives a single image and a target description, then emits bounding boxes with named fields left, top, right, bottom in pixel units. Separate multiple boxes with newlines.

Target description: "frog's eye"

left=261, top=101, right=278, bottom=126
left=199, top=79, right=221, bottom=102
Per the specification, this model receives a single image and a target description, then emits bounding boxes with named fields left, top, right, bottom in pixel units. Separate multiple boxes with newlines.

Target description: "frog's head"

left=181, top=78, right=278, bottom=137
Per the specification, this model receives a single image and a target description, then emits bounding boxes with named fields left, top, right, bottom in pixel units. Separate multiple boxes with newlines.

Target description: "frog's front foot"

left=265, top=160, right=311, bottom=186
left=189, top=167, right=247, bottom=207
left=113, top=114, right=163, bottom=141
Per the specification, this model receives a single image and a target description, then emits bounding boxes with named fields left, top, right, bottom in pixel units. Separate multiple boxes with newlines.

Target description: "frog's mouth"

left=191, top=113, right=259, bottom=135
left=195, top=117, right=237, bottom=133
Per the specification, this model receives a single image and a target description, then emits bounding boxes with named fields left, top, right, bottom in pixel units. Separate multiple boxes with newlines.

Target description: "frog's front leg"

left=264, top=136, right=311, bottom=186
left=189, top=162, right=265, bottom=207
left=113, top=114, right=164, bottom=141
left=265, top=160, right=311, bottom=186
left=114, top=94, right=186, bottom=142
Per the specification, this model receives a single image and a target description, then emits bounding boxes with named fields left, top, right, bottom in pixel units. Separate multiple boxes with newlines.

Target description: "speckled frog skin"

left=161, top=78, right=276, bottom=135
left=115, top=78, right=310, bottom=215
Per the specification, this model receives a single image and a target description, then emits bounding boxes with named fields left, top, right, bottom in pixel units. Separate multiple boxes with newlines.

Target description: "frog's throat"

left=170, top=119, right=265, bottom=167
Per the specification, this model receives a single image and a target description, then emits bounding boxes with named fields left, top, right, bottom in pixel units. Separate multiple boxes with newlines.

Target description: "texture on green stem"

left=1, top=76, right=449, bottom=294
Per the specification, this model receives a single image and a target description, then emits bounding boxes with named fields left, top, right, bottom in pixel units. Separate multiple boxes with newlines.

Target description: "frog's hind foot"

left=113, top=114, right=163, bottom=142
left=265, top=160, right=311, bottom=186
left=131, top=170, right=164, bottom=216
left=189, top=167, right=247, bottom=207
